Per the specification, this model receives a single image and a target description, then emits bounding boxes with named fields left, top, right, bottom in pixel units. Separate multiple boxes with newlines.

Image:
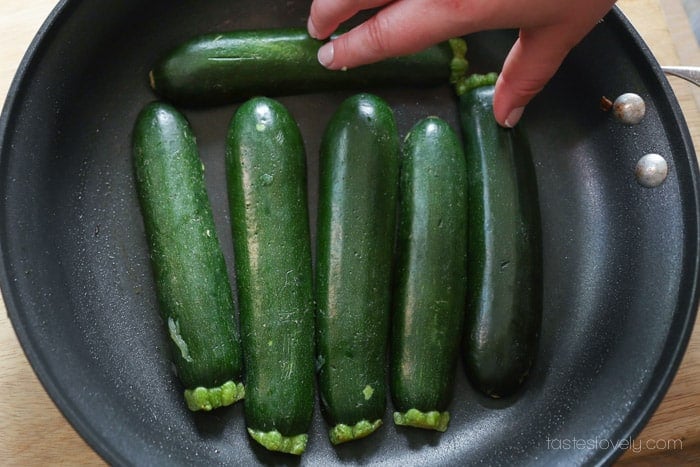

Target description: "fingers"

left=315, top=0, right=486, bottom=70
left=308, top=0, right=616, bottom=126
left=493, top=27, right=578, bottom=127
left=492, top=0, right=614, bottom=127
left=308, top=0, right=393, bottom=40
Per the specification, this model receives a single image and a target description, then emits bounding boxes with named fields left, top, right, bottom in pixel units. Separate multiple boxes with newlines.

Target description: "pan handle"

left=661, top=66, right=700, bottom=87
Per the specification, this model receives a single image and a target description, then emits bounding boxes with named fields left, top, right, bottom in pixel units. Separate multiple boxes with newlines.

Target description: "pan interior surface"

left=0, top=1, right=697, bottom=465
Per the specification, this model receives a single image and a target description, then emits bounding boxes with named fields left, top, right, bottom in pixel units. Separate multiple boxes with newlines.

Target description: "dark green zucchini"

left=149, top=28, right=468, bottom=107
left=315, top=93, right=400, bottom=445
left=133, top=101, right=244, bottom=411
left=391, top=117, right=468, bottom=432
left=225, top=97, right=315, bottom=455
left=458, top=83, right=542, bottom=398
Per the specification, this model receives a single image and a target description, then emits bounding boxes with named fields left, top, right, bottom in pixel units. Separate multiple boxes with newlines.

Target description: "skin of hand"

left=307, top=0, right=617, bottom=127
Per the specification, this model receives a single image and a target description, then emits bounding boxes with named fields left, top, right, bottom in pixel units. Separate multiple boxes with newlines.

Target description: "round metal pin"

left=635, top=153, right=668, bottom=187
left=614, top=93, right=646, bottom=125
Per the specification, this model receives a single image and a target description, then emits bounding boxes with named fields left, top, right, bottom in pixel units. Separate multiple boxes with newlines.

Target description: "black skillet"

left=1, top=1, right=698, bottom=465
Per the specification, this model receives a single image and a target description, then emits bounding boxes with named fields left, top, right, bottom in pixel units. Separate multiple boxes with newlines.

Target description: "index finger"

left=308, top=0, right=393, bottom=39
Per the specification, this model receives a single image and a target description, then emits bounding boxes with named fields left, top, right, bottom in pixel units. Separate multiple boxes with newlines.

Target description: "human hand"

left=307, top=0, right=617, bottom=127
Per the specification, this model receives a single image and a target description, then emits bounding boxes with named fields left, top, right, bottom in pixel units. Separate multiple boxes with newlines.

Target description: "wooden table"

left=1, top=0, right=699, bottom=465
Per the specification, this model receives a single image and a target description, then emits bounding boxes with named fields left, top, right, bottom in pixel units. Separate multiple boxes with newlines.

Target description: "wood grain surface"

left=1, top=0, right=699, bottom=465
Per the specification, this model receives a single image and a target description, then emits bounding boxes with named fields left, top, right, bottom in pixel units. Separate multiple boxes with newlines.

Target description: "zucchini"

left=315, top=93, right=400, bottom=444
left=391, top=117, right=468, bottom=432
left=458, top=83, right=542, bottom=398
left=149, top=28, right=468, bottom=107
left=225, top=97, right=315, bottom=455
left=132, top=101, right=244, bottom=411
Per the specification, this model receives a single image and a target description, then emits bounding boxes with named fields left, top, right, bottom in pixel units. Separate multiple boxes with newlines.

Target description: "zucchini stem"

left=447, top=38, right=499, bottom=96
left=448, top=38, right=469, bottom=86
left=247, top=429, right=309, bottom=455
left=184, top=380, right=245, bottom=411
left=329, top=419, right=383, bottom=445
left=454, top=72, right=499, bottom=96
left=393, top=409, right=450, bottom=432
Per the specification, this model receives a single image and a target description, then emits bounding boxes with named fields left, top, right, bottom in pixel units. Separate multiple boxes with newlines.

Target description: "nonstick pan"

left=1, top=1, right=698, bottom=465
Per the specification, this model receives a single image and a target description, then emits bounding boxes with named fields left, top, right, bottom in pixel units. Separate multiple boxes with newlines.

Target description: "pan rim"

left=595, top=8, right=700, bottom=464
left=0, top=0, right=130, bottom=465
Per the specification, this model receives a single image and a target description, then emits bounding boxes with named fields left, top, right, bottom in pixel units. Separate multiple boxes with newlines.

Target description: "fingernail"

left=318, top=42, right=334, bottom=68
left=307, top=16, right=320, bottom=39
left=504, top=106, right=524, bottom=128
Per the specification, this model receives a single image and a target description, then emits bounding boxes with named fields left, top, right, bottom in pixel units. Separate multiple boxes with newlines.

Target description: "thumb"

left=493, top=27, right=575, bottom=127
